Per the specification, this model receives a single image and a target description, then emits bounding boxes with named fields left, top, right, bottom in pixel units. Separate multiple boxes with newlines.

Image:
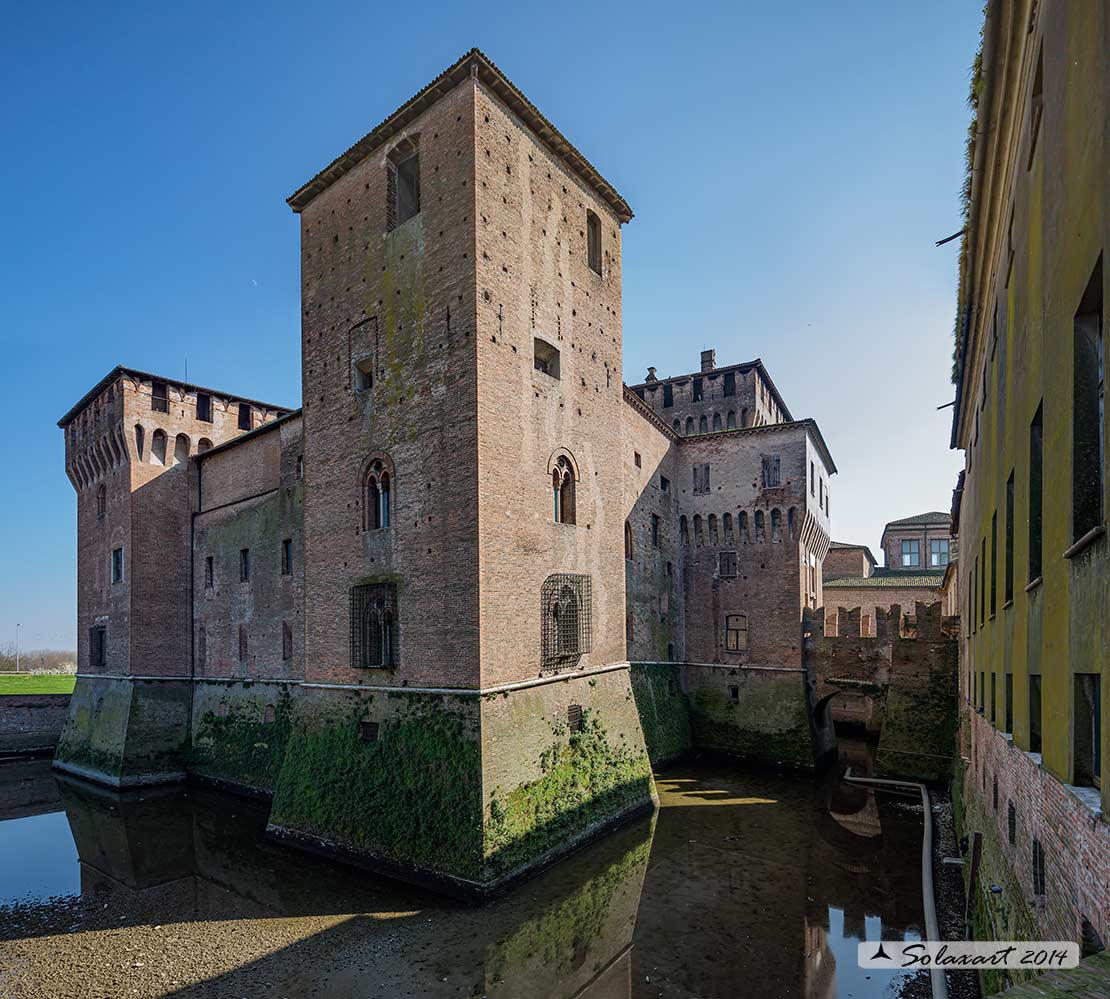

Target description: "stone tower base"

left=53, top=676, right=192, bottom=788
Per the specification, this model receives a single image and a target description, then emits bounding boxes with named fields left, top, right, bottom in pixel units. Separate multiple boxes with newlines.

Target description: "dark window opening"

left=652, top=514, right=661, bottom=548
left=568, top=703, right=584, bottom=732
left=699, top=415, right=708, bottom=434
left=693, top=463, right=710, bottom=495
left=1027, top=46, right=1043, bottom=170
left=663, top=383, right=673, bottom=408
left=151, top=380, right=168, bottom=413
left=388, top=142, right=421, bottom=230
left=993, top=775, right=998, bottom=810
left=363, top=461, right=391, bottom=531
left=1074, top=673, right=1102, bottom=787
left=355, top=357, right=374, bottom=393
left=1029, top=674, right=1043, bottom=753
left=660, top=475, right=669, bottom=493
left=1029, top=403, right=1044, bottom=580
left=634, top=451, right=641, bottom=468
left=723, top=372, right=736, bottom=396
left=624, top=520, right=633, bottom=559
left=728, top=685, right=739, bottom=703
left=1072, top=256, right=1104, bottom=543
left=1005, top=471, right=1015, bottom=602
left=360, top=719, right=380, bottom=743
left=534, top=337, right=560, bottom=378
left=692, top=378, right=703, bottom=402
left=990, top=511, right=998, bottom=615
left=89, top=625, right=107, bottom=670
left=553, top=456, right=576, bottom=525
left=586, top=210, right=602, bottom=275
left=196, top=392, right=212, bottom=423
left=96, top=484, right=106, bottom=519
left=238, top=403, right=252, bottom=431
left=990, top=671, right=997, bottom=723
left=719, top=551, right=737, bottom=578
left=1004, top=673, right=1013, bottom=733
left=1008, top=801, right=1016, bottom=844
left=1032, top=838, right=1046, bottom=895
left=281, top=538, right=292, bottom=576
left=111, top=547, right=124, bottom=584
left=239, top=548, right=250, bottom=583
left=204, top=555, right=214, bottom=588
left=350, top=582, right=398, bottom=668
left=282, top=621, right=293, bottom=661
left=238, top=625, right=248, bottom=663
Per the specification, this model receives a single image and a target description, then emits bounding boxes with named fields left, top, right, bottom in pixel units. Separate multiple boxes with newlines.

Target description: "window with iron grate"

left=541, top=574, right=592, bottom=668
left=350, top=583, right=398, bottom=668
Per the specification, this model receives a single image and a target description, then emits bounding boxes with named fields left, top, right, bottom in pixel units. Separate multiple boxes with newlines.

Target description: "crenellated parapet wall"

left=804, top=601, right=959, bottom=781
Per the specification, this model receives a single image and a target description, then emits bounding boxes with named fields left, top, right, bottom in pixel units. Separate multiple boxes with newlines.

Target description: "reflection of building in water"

left=803, top=918, right=836, bottom=999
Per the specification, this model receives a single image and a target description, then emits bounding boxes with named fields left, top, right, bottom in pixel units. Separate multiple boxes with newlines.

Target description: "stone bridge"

left=803, top=602, right=960, bottom=782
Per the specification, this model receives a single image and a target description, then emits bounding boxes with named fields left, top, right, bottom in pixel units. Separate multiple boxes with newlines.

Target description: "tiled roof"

left=883, top=511, right=951, bottom=529
left=287, top=48, right=632, bottom=222
left=825, top=569, right=946, bottom=589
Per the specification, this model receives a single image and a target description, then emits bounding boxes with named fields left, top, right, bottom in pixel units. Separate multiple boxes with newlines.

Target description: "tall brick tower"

left=55, top=370, right=289, bottom=783
left=266, top=49, right=654, bottom=892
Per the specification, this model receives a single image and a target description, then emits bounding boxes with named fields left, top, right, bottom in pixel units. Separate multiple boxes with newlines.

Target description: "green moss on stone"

left=270, top=696, right=483, bottom=880
left=630, top=664, right=692, bottom=764
left=189, top=687, right=294, bottom=793
left=483, top=710, right=652, bottom=879
left=689, top=684, right=815, bottom=767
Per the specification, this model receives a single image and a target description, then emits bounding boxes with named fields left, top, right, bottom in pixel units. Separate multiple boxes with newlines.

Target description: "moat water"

left=0, top=746, right=927, bottom=999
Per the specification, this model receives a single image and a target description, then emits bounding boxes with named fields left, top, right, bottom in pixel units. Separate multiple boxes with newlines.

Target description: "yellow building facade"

left=952, top=0, right=1108, bottom=964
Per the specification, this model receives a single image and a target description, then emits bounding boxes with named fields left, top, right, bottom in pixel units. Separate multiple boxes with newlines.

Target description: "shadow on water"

left=0, top=755, right=927, bottom=999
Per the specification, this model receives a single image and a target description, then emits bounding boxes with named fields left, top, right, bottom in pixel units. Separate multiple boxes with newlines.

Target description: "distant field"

left=0, top=674, right=76, bottom=695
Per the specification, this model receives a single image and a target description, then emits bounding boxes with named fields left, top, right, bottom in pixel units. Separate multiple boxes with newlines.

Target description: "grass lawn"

left=0, top=674, right=76, bottom=695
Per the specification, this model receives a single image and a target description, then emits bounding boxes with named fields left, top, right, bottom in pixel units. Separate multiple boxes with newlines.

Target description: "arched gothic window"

left=680, top=515, right=689, bottom=545
left=788, top=507, right=797, bottom=540
left=723, top=512, right=734, bottom=543
left=708, top=514, right=719, bottom=545
left=134, top=424, right=145, bottom=460
left=673, top=419, right=681, bottom=434
left=624, top=521, right=633, bottom=559
left=771, top=508, right=782, bottom=543
left=350, top=583, right=397, bottom=667
left=693, top=514, right=704, bottom=545
left=173, top=434, right=190, bottom=467
left=739, top=510, right=750, bottom=543
left=552, top=455, right=576, bottom=524
left=362, top=459, right=392, bottom=530
left=755, top=510, right=765, bottom=542
left=727, top=411, right=736, bottom=430
left=685, top=417, right=694, bottom=435
left=699, top=415, right=708, bottom=434
left=151, top=429, right=167, bottom=466
left=712, top=412, right=722, bottom=432
left=96, top=484, right=106, bottom=519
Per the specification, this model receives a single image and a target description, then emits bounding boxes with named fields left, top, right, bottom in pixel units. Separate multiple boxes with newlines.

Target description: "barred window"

left=541, top=574, right=592, bottom=667
left=350, top=583, right=397, bottom=668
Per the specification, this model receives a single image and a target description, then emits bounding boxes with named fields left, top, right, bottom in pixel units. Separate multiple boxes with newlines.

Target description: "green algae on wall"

left=629, top=664, right=692, bottom=764
left=189, top=684, right=295, bottom=795
left=270, top=691, right=484, bottom=881
left=875, top=647, right=958, bottom=782
left=483, top=710, right=653, bottom=880
left=687, top=671, right=815, bottom=768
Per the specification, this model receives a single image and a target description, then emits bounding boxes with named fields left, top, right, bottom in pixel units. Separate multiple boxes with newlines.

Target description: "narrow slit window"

left=238, top=403, right=252, bottom=430
left=586, top=210, right=602, bottom=275
left=990, top=511, right=998, bottom=615
left=151, top=380, right=168, bottom=413
left=281, top=538, right=293, bottom=576
left=1072, top=256, right=1104, bottom=543
left=1005, top=471, right=1015, bottom=602
left=1029, top=674, right=1043, bottom=753
left=240, top=547, right=250, bottom=583
left=1074, top=673, right=1101, bottom=787
left=1029, top=403, right=1043, bottom=580
left=196, top=392, right=212, bottom=422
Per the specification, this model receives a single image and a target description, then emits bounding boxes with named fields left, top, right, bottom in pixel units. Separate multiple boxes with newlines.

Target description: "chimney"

left=700, top=349, right=716, bottom=373
left=645, top=366, right=658, bottom=382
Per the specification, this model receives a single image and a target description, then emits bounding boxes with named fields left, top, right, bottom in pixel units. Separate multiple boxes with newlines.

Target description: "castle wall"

left=472, top=78, right=628, bottom=688
left=622, top=401, right=681, bottom=663
left=298, top=78, right=480, bottom=690
left=631, top=363, right=786, bottom=435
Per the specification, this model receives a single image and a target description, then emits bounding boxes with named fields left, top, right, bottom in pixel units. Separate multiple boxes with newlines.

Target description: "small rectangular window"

left=1072, top=256, right=1103, bottom=543
left=728, top=685, right=739, bottom=703
left=567, top=703, right=584, bottom=732
left=89, top=625, right=107, bottom=670
left=296, top=455, right=304, bottom=480
left=660, top=475, right=669, bottom=493
left=692, top=378, right=703, bottom=402
left=990, top=512, right=998, bottom=615
left=762, top=454, right=781, bottom=489
left=692, top=463, right=711, bottom=495
left=533, top=337, right=561, bottom=379
left=281, top=539, right=293, bottom=576
left=1029, top=403, right=1043, bottom=580
left=359, top=719, right=380, bottom=743
left=1005, top=472, right=1015, bottom=602
left=1004, top=673, right=1013, bottom=733
left=979, top=537, right=986, bottom=625
left=151, top=380, right=168, bottom=413
left=1031, top=838, right=1046, bottom=896
left=196, top=392, right=212, bottom=423
left=930, top=538, right=950, bottom=566
left=725, top=613, right=748, bottom=651
left=723, top=371, right=736, bottom=396
left=719, top=551, right=737, bottom=578
left=111, top=547, right=124, bottom=584
left=282, top=620, right=293, bottom=661
left=394, top=153, right=420, bottom=225
left=810, top=462, right=815, bottom=495
left=651, top=514, right=661, bottom=548
left=1029, top=674, right=1043, bottom=753
left=901, top=539, right=920, bottom=567
left=1074, top=673, right=1101, bottom=787
left=990, top=671, right=997, bottom=723
left=204, top=555, right=214, bottom=588
left=663, top=384, right=673, bottom=408
left=238, top=403, right=252, bottom=430
left=354, top=357, right=374, bottom=393
left=634, top=451, right=642, bottom=468
left=586, top=210, right=602, bottom=275
left=240, top=548, right=250, bottom=583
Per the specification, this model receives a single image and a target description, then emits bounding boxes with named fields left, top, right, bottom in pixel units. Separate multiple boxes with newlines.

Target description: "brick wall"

left=0, top=694, right=71, bottom=753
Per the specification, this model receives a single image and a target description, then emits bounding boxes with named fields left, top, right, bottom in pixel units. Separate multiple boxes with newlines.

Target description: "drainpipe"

left=843, top=768, right=949, bottom=999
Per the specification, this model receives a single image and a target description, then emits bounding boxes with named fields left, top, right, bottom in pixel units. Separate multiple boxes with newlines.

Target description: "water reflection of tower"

left=803, top=917, right=836, bottom=999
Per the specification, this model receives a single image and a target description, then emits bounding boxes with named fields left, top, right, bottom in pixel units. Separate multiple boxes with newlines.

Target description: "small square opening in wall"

left=634, top=451, right=641, bottom=468
left=359, top=719, right=380, bottom=743
left=534, top=337, right=560, bottom=379
left=728, top=686, right=739, bottom=703
left=567, top=703, right=583, bottom=732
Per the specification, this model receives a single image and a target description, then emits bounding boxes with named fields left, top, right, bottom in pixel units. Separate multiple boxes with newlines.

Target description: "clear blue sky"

left=0, top=1, right=979, bottom=650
